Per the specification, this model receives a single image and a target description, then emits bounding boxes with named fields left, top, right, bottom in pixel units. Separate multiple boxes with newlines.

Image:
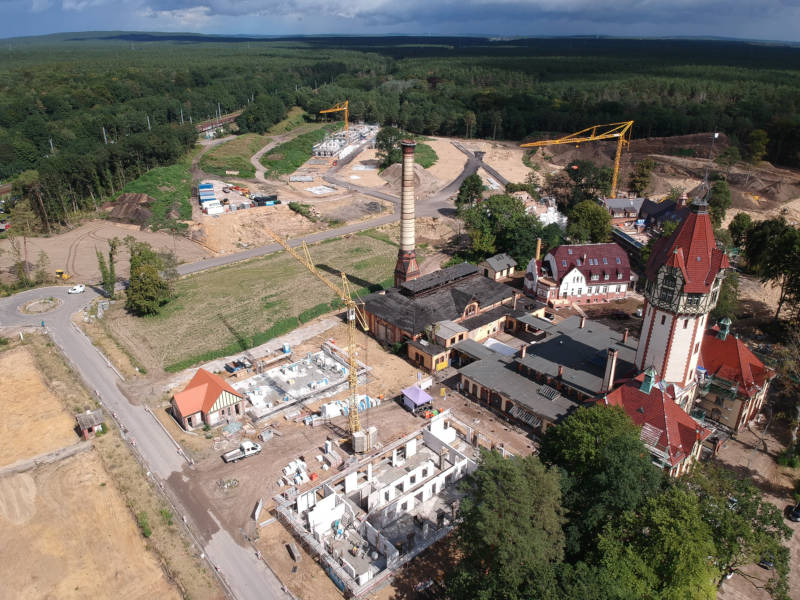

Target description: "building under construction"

left=275, top=410, right=480, bottom=597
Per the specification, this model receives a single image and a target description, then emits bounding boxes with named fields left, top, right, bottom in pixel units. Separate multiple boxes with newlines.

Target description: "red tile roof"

left=645, top=204, right=729, bottom=293
left=173, top=368, right=243, bottom=416
left=598, top=374, right=710, bottom=467
left=700, top=328, right=775, bottom=398
left=548, top=242, right=631, bottom=285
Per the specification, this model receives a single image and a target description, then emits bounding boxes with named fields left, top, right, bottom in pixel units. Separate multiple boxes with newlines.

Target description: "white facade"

left=636, top=303, right=707, bottom=390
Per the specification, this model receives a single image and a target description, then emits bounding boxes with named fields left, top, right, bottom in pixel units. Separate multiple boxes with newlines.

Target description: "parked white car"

left=68, top=284, right=85, bottom=294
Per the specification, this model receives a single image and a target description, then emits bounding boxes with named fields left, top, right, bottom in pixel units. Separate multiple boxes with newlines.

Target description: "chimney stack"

left=601, top=348, right=618, bottom=393
left=535, top=237, right=542, bottom=261
left=520, top=344, right=527, bottom=358
left=558, top=365, right=564, bottom=378
left=394, top=140, right=421, bottom=287
left=622, top=328, right=629, bottom=344
left=580, top=315, right=586, bottom=329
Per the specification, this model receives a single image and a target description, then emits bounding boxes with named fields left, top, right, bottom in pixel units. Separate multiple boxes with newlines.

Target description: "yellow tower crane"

left=264, top=229, right=368, bottom=445
left=521, top=120, right=634, bottom=199
left=319, top=100, right=349, bottom=131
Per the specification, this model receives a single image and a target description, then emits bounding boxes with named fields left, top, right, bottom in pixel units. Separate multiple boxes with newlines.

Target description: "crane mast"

left=319, top=100, right=349, bottom=131
left=521, top=120, right=634, bottom=198
left=263, top=230, right=368, bottom=440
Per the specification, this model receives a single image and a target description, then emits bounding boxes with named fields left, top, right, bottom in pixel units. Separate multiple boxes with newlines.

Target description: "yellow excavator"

left=55, top=269, right=72, bottom=280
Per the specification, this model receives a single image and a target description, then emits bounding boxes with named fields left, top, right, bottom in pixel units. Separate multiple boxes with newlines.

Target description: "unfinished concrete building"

left=275, top=411, right=478, bottom=597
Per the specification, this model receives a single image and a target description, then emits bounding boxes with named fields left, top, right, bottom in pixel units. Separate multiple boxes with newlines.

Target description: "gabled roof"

left=483, top=253, right=517, bottom=272
left=645, top=202, right=730, bottom=293
left=76, top=409, right=104, bottom=430
left=547, top=243, right=631, bottom=286
left=173, top=368, right=243, bottom=416
left=599, top=373, right=710, bottom=467
left=700, top=327, right=775, bottom=398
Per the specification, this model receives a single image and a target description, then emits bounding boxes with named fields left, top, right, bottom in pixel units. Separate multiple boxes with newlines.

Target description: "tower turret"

left=635, top=199, right=729, bottom=405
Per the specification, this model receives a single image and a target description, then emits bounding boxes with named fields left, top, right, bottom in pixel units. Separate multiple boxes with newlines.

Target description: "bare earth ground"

left=370, top=217, right=459, bottom=250
left=0, top=347, right=79, bottom=466
left=424, top=137, right=468, bottom=184
left=0, top=220, right=209, bottom=284
left=0, top=451, right=180, bottom=600
left=464, top=139, right=533, bottom=183
left=715, top=424, right=800, bottom=600
left=189, top=204, right=327, bottom=254
left=341, top=148, right=387, bottom=188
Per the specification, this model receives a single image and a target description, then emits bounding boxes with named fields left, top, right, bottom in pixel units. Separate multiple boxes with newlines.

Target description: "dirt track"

left=0, top=220, right=209, bottom=284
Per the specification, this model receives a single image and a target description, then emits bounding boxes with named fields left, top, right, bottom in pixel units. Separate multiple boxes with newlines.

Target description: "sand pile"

left=380, top=162, right=440, bottom=198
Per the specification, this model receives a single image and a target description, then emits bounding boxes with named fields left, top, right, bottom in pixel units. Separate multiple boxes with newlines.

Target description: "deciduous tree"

left=567, top=200, right=611, bottom=243
left=446, top=450, right=565, bottom=600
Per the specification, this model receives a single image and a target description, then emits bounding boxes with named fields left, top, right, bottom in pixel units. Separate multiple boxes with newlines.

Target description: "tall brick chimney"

left=394, top=140, right=420, bottom=287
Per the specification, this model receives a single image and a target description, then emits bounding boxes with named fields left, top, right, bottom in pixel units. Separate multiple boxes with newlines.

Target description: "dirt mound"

left=380, top=162, right=440, bottom=198
left=107, top=193, right=153, bottom=227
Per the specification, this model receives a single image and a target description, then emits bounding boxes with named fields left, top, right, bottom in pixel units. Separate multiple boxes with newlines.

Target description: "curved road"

left=0, top=287, right=291, bottom=600
left=0, top=136, right=494, bottom=600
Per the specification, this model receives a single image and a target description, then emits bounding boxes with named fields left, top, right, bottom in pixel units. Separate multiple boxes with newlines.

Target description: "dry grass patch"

left=107, top=234, right=398, bottom=370
left=0, top=345, right=79, bottom=467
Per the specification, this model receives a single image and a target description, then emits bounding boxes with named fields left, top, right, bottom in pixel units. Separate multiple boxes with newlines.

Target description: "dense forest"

left=1, top=33, right=800, bottom=229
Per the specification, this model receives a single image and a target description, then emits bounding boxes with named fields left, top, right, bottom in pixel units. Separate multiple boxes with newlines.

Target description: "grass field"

left=118, top=150, right=197, bottom=229
left=261, top=123, right=341, bottom=176
left=415, top=142, right=438, bottom=169
left=199, top=133, right=269, bottom=179
left=268, top=106, right=307, bottom=134
left=107, top=233, right=400, bottom=371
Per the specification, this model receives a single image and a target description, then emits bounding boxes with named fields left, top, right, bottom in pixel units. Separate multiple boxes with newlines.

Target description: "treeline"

left=446, top=405, right=792, bottom=600
left=2, top=35, right=800, bottom=230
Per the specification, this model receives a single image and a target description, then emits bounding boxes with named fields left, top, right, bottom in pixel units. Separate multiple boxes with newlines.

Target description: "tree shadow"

left=315, top=263, right=383, bottom=292
left=712, top=459, right=795, bottom=500
left=384, top=535, right=458, bottom=600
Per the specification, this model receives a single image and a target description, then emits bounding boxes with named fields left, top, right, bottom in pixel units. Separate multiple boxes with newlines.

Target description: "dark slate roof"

left=603, top=197, right=644, bottom=216
left=460, top=305, right=513, bottom=331
left=408, top=338, right=447, bottom=356
left=362, top=271, right=516, bottom=335
left=451, top=339, right=506, bottom=362
left=460, top=358, right=578, bottom=423
left=547, top=243, right=631, bottom=286
left=515, top=316, right=638, bottom=397
left=484, top=253, right=517, bottom=272
left=400, top=262, right=477, bottom=297
left=639, top=199, right=689, bottom=224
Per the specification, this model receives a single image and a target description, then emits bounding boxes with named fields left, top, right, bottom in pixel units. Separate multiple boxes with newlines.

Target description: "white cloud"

left=139, top=4, right=211, bottom=25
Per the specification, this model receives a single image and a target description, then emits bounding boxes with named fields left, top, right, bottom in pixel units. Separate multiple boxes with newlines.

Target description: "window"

left=562, top=260, right=567, bottom=267
left=602, top=286, right=607, bottom=294
left=684, top=319, right=689, bottom=329
left=401, top=502, right=408, bottom=511
left=604, top=273, right=610, bottom=280
left=410, top=475, right=416, bottom=484
left=568, top=248, right=573, bottom=255
left=385, top=491, right=390, bottom=501
left=591, top=274, right=599, bottom=281
left=576, top=259, right=582, bottom=266
left=686, top=293, right=701, bottom=308
left=616, top=257, right=622, bottom=264
left=617, top=272, right=623, bottom=279
left=694, top=342, right=700, bottom=354
left=603, top=257, right=608, bottom=264
left=661, top=315, right=666, bottom=325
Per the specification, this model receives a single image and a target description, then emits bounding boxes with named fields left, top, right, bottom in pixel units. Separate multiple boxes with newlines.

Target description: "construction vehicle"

left=55, top=269, right=71, bottom=280
left=222, top=440, right=262, bottom=463
left=263, top=229, right=370, bottom=451
left=521, top=120, right=634, bottom=199
left=320, top=101, right=349, bottom=131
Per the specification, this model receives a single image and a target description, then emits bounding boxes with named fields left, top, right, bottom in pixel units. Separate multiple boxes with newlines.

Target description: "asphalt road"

left=0, top=287, right=292, bottom=600
left=0, top=137, right=488, bottom=599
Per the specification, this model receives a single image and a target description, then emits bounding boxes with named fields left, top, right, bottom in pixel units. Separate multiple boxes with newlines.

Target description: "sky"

left=2, top=0, right=800, bottom=42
